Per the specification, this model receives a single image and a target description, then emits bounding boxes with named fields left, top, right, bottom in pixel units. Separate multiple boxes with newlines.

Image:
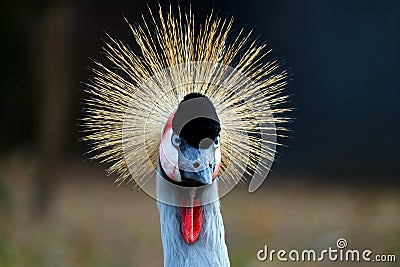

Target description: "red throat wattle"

left=180, top=201, right=204, bottom=244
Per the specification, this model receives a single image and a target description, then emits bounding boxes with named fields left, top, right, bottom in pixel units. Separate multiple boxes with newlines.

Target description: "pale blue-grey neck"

left=157, top=201, right=230, bottom=267
left=156, top=172, right=230, bottom=267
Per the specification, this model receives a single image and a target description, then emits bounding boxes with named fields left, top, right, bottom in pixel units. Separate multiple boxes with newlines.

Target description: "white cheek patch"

left=159, top=128, right=181, bottom=182
left=212, top=147, right=221, bottom=179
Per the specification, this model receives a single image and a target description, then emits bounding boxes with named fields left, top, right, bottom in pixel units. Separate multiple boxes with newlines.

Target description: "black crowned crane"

left=82, top=5, right=289, bottom=267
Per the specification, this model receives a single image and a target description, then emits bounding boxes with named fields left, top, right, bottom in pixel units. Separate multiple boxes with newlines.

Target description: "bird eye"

left=171, top=134, right=181, bottom=147
left=214, top=136, right=220, bottom=148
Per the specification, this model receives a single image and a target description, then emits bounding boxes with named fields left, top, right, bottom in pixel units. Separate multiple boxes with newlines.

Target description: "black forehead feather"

left=172, top=93, right=221, bottom=147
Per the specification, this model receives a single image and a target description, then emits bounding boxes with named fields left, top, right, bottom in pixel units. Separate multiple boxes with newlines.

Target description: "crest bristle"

left=82, top=5, right=291, bottom=187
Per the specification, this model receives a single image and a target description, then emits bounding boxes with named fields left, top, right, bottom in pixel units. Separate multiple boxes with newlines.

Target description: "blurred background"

left=0, top=0, right=399, bottom=266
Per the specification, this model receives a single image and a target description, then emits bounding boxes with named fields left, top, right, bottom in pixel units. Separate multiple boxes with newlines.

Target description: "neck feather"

left=158, top=200, right=230, bottom=267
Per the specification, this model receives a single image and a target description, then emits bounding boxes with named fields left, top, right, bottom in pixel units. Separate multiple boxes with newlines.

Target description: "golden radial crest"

left=81, top=5, right=290, bottom=192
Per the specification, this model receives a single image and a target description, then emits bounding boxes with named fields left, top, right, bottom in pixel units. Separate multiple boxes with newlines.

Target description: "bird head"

left=160, top=93, right=222, bottom=187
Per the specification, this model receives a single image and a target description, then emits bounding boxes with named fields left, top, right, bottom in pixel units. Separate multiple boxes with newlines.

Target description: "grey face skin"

left=174, top=136, right=219, bottom=186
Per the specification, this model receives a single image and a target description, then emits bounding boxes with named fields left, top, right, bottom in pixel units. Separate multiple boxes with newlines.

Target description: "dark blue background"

left=1, top=0, right=399, bottom=182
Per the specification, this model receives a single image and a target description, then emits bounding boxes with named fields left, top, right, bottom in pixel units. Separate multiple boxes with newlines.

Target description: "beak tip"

left=181, top=168, right=213, bottom=186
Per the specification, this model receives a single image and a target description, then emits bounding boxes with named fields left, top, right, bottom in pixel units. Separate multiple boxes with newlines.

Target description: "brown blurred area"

left=0, top=0, right=399, bottom=266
